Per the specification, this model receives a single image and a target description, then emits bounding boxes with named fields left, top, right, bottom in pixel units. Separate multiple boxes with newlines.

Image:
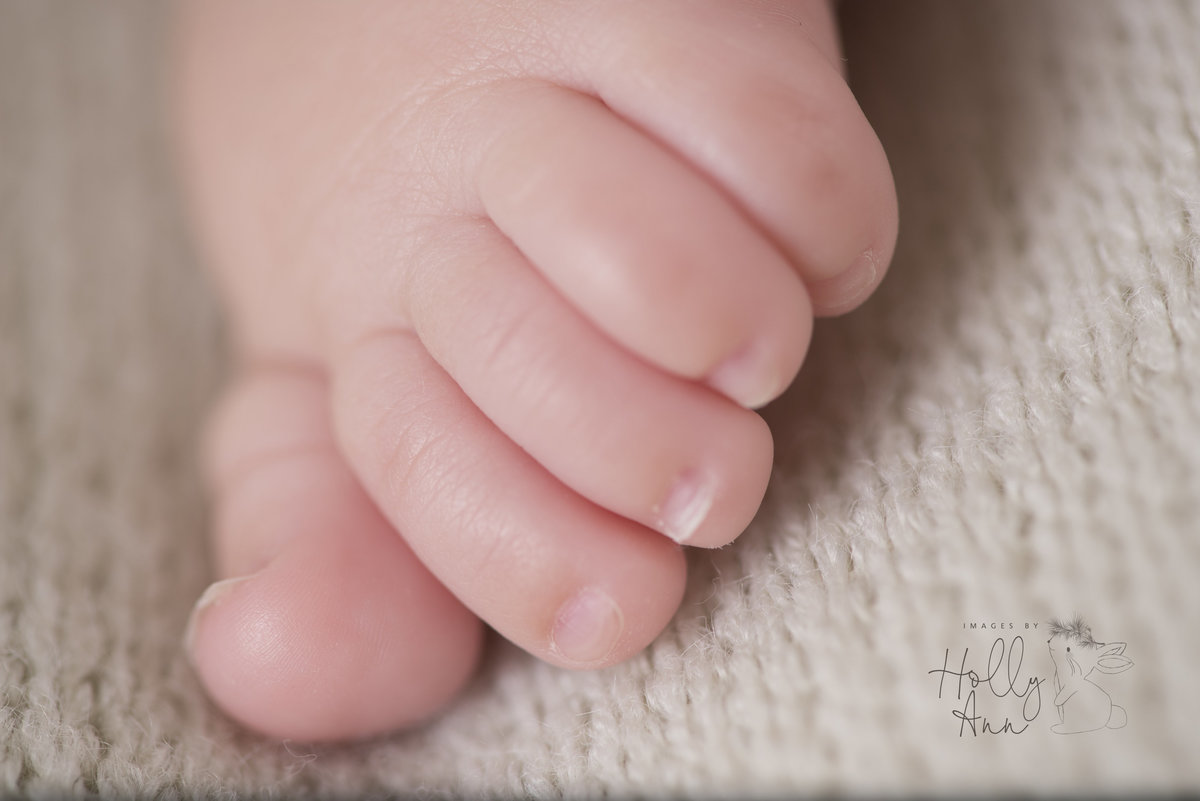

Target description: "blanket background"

left=2, top=0, right=1198, bottom=795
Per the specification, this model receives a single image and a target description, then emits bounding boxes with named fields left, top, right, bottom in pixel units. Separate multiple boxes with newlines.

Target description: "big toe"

left=188, top=366, right=483, bottom=742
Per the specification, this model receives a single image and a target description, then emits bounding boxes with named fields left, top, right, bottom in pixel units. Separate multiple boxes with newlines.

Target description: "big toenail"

left=550, top=587, right=623, bottom=665
left=657, top=469, right=714, bottom=544
left=707, top=342, right=779, bottom=410
left=183, top=575, right=256, bottom=660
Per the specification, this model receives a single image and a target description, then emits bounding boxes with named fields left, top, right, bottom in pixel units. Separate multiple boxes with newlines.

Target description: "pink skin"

left=173, top=0, right=898, bottom=742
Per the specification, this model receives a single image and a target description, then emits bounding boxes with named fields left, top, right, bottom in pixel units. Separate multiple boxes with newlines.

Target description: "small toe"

left=403, top=219, right=775, bottom=549
left=473, top=81, right=813, bottom=408
left=330, top=329, right=689, bottom=670
left=570, top=0, right=899, bottom=310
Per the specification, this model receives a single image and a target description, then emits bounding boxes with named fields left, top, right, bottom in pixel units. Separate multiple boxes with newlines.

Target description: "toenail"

left=706, top=341, right=780, bottom=410
left=550, top=587, right=623, bottom=666
left=183, top=575, right=255, bottom=660
left=837, top=249, right=879, bottom=301
left=656, top=469, right=715, bottom=545
left=812, top=249, right=880, bottom=314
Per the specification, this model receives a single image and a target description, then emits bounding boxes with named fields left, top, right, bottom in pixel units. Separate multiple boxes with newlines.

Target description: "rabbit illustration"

left=1047, top=616, right=1134, bottom=734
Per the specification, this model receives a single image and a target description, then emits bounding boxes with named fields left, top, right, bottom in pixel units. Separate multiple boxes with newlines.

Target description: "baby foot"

left=174, top=0, right=897, bottom=741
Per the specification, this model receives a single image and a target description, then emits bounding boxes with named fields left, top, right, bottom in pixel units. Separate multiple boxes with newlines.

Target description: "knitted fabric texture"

left=1, top=0, right=1198, bottom=796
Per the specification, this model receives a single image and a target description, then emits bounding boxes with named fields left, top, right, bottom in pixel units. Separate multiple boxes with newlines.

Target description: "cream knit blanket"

left=2, top=0, right=1198, bottom=796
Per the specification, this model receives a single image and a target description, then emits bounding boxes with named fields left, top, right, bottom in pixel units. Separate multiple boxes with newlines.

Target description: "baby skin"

left=174, top=0, right=897, bottom=742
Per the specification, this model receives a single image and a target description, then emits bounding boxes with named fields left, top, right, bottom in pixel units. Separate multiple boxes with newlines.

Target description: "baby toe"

left=573, top=0, right=899, bottom=314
